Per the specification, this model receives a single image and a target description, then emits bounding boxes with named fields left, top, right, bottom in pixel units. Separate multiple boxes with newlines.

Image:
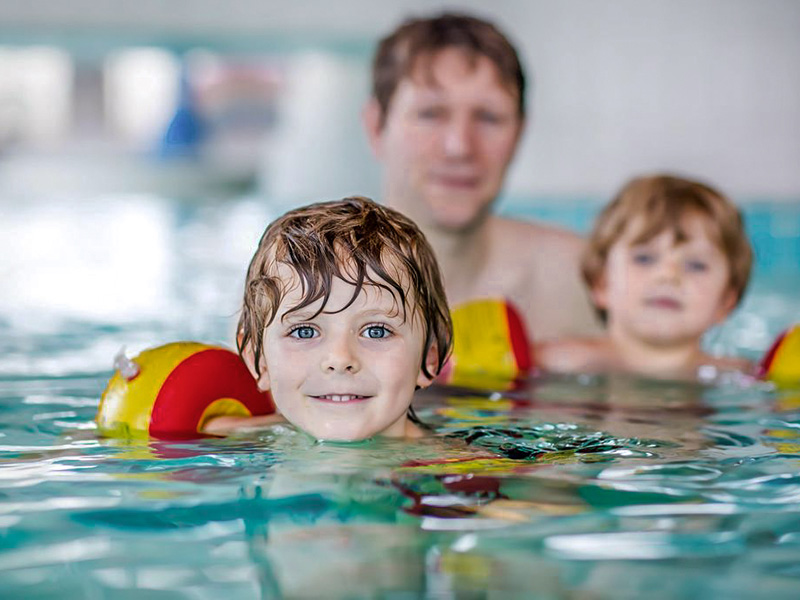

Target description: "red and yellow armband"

left=96, top=342, right=274, bottom=439
left=760, top=324, right=800, bottom=385
left=439, top=298, right=533, bottom=389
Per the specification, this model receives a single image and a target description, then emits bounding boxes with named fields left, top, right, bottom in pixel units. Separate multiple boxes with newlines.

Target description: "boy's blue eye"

left=363, top=325, right=391, bottom=339
left=290, top=326, right=317, bottom=339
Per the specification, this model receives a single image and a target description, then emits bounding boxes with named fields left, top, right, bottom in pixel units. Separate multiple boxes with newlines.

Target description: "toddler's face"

left=593, top=212, right=736, bottom=346
left=252, top=266, right=435, bottom=441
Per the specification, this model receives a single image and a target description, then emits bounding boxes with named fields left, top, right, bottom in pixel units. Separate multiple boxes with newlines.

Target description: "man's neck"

left=426, top=217, right=495, bottom=302
left=384, top=192, right=494, bottom=299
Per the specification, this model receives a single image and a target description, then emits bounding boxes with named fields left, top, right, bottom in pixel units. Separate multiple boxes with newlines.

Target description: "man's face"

left=366, top=48, right=523, bottom=233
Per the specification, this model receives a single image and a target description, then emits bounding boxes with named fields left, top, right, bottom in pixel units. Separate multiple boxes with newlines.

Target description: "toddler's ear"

left=714, top=288, right=738, bottom=324
left=590, top=275, right=609, bottom=312
left=416, top=342, right=441, bottom=389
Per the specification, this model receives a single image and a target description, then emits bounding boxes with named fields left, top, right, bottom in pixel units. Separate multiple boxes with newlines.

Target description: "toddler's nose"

left=657, top=256, right=682, bottom=282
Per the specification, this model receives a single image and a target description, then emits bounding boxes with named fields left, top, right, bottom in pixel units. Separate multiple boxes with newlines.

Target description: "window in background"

left=0, top=46, right=73, bottom=149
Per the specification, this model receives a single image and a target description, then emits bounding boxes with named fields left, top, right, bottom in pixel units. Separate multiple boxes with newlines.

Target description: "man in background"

left=363, top=12, right=601, bottom=342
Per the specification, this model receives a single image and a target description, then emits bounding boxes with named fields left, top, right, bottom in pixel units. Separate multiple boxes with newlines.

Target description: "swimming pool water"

left=1, top=195, right=799, bottom=598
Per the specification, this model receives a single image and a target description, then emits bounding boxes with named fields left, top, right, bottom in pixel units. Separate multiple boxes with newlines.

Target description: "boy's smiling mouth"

left=310, top=394, right=372, bottom=403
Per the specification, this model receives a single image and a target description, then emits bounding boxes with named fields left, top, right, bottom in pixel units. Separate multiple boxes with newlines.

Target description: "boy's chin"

left=296, top=422, right=380, bottom=443
left=294, top=417, right=409, bottom=442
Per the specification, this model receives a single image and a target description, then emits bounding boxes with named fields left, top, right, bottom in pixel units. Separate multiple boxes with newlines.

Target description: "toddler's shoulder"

left=536, top=336, right=612, bottom=374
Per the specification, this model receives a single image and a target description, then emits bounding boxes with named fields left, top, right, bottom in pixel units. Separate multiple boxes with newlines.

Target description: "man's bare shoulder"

left=490, top=215, right=585, bottom=255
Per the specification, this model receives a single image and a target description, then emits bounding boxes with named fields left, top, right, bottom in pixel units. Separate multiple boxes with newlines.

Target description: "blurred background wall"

left=0, top=0, right=798, bottom=204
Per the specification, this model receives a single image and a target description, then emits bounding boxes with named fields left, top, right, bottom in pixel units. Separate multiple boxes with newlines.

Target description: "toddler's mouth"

left=645, top=296, right=683, bottom=310
left=311, top=394, right=371, bottom=403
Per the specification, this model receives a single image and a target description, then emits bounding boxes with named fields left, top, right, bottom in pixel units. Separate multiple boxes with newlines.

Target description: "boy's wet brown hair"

left=238, top=196, right=453, bottom=381
left=582, top=174, right=753, bottom=321
left=371, top=12, right=526, bottom=126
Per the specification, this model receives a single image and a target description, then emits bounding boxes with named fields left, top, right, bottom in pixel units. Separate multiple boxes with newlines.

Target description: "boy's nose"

left=321, top=336, right=361, bottom=374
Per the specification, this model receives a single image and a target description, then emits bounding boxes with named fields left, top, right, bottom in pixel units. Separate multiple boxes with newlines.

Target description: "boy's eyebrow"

left=356, top=307, right=405, bottom=320
left=279, top=309, right=317, bottom=323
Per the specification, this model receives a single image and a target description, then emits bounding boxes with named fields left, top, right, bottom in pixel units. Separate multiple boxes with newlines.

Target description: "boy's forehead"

left=275, top=261, right=414, bottom=315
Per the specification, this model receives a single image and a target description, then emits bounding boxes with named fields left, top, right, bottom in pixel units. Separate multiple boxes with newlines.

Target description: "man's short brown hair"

left=239, top=196, right=453, bottom=380
left=582, top=174, right=753, bottom=320
left=371, top=12, right=526, bottom=125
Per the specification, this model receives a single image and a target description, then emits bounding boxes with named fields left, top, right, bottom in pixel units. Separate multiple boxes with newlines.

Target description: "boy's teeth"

left=323, top=395, right=364, bottom=402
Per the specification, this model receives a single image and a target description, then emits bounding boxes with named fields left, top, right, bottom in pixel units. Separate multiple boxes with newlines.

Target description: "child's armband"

left=759, top=324, right=800, bottom=384
left=439, top=298, right=534, bottom=389
left=96, top=342, right=275, bottom=439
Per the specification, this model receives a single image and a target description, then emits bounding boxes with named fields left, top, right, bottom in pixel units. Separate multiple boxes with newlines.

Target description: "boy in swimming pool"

left=203, top=196, right=453, bottom=441
left=536, top=174, right=754, bottom=380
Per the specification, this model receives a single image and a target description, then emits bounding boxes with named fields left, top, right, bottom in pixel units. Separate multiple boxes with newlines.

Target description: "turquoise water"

left=1, top=196, right=799, bottom=598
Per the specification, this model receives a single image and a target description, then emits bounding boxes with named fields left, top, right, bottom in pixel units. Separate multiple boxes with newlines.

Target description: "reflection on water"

left=1, top=196, right=800, bottom=598
left=2, top=369, right=800, bottom=598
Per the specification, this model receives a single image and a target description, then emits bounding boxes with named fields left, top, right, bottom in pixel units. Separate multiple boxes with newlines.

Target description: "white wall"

left=1, top=0, right=798, bottom=201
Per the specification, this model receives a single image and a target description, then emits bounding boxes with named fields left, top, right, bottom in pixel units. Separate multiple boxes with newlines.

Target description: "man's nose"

left=442, top=115, right=475, bottom=158
left=320, top=334, right=361, bottom=374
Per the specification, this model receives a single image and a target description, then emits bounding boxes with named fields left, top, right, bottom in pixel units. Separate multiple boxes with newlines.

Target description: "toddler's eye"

left=685, top=260, right=708, bottom=272
left=289, top=326, right=318, bottom=339
left=632, top=252, right=656, bottom=265
left=362, top=325, right=391, bottom=339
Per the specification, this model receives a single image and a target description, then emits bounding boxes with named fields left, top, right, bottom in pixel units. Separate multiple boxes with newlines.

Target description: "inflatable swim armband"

left=760, top=324, right=800, bottom=385
left=96, top=342, right=274, bottom=439
left=440, top=298, right=533, bottom=389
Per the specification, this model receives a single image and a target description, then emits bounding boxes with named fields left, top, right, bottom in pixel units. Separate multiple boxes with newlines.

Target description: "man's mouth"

left=311, top=394, right=371, bottom=403
left=430, top=173, right=480, bottom=189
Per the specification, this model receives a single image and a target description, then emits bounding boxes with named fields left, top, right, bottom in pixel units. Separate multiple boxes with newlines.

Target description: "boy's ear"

left=362, top=98, right=385, bottom=159
left=416, top=342, right=441, bottom=389
left=239, top=338, right=271, bottom=392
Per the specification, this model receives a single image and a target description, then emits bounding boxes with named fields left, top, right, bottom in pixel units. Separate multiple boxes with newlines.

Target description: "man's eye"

left=685, top=260, right=708, bottom=272
left=417, top=106, right=446, bottom=120
left=363, top=325, right=391, bottom=339
left=632, top=252, right=656, bottom=265
left=289, top=326, right=317, bottom=339
left=475, top=109, right=504, bottom=124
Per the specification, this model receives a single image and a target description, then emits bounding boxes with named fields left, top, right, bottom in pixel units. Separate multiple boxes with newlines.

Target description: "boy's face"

left=250, top=266, right=436, bottom=441
left=593, top=212, right=737, bottom=347
left=365, top=47, right=523, bottom=232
